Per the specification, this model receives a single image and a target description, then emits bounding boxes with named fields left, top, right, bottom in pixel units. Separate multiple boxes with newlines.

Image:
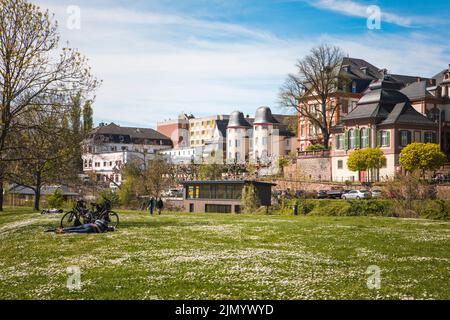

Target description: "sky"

left=34, top=0, right=450, bottom=129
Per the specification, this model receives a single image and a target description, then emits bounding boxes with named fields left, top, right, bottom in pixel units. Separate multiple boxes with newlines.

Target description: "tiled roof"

left=400, top=81, right=435, bottom=100
left=92, top=123, right=171, bottom=141
left=379, top=102, right=437, bottom=126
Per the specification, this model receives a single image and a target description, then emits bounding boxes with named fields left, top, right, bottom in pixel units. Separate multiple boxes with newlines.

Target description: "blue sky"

left=35, top=0, right=450, bottom=128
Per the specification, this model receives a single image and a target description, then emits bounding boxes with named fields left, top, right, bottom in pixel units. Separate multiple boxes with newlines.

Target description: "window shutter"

left=377, top=131, right=381, bottom=147
left=344, top=131, right=349, bottom=150
left=355, top=128, right=360, bottom=149
left=407, top=131, right=412, bottom=145
left=365, top=128, right=370, bottom=148
left=386, top=131, right=391, bottom=147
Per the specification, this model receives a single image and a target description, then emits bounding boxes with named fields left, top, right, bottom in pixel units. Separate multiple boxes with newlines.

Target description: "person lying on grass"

left=46, top=219, right=115, bottom=234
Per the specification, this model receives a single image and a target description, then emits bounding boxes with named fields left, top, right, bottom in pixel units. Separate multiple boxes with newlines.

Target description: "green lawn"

left=0, top=208, right=449, bottom=300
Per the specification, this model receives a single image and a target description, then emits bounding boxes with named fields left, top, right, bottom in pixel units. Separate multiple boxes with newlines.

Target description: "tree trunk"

left=323, top=132, right=330, bottom=150
left=34, top=172, right=42, bottom=211
left=0, top=178, right=3, bottom=212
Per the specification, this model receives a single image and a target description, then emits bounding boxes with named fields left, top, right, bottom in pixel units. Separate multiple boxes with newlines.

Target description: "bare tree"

left=0, top=0, right=99, bottom=210
left=279, top=44, right=348, bottom=149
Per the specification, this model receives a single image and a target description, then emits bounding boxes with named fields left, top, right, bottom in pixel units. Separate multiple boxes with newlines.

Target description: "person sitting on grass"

left=46, top=219, right=114, bottom=234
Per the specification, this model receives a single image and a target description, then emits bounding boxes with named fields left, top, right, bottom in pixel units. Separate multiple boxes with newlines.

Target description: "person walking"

left=148, top=197, right=156, bottom=215
left=156, top=197, right=164, bottom=215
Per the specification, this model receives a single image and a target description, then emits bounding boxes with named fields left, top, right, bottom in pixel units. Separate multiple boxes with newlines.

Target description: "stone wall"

left=284, top=154, right=332, bottom=182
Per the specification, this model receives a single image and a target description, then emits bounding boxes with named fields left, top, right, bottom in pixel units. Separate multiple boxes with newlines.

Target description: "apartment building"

left=157, top=112, right=193, bottom=149
left=82, top=123, right=172, bottom=187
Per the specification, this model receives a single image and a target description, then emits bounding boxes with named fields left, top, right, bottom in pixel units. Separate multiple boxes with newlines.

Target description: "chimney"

left=360, top=66, right=367, bottom=74
left=417, top=77, right=422, bottom=82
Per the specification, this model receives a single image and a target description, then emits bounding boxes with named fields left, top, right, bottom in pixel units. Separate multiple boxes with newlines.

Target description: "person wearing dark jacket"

left=148, top=197, right=156, bottom=215
left=156, top=198, right=164, bottom=215
left=47, top=219, right=113, bottom=234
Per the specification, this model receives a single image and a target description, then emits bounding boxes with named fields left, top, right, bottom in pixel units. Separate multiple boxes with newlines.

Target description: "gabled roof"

left=432, top=68, right=450, bottom=85
left=341, top=57, right=383, bottom=80
left=92, top=123, right=171, bottom=141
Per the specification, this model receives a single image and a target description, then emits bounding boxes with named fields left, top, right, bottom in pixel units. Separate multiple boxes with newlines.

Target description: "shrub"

left=306, top=144, right=325, bottom=151
left=309, top=200, right=351, bottom=216
left=346, top=200, right=393, bottom=217
left=47, top=189, right=64, bottom=208
left=98, top=189, right=120, bottom=207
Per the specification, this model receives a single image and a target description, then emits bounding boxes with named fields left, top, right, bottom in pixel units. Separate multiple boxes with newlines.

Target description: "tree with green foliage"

left=120, top=158, right=174, bottom=201
left=198, top=163, right=226, bottom=180
left=47, top=188, right=65, bottom=209
left=347, top=148, right=386, bottom=182
left=82, top=100, right=94, bottom=135
left=399, top=143, right=446, bottom=175
left=241, top=184, right=260, bottom=213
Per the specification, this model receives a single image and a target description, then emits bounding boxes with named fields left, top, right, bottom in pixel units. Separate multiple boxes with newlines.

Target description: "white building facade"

left=82, top=123, right=172, bottom=188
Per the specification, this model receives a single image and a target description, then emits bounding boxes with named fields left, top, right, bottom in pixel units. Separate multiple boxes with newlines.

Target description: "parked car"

left=316, top=190, right=328, bottom=199
left=327, top=189, right=345, bottom=199
left=341, top=189, right=371, bottom=200
left=371, top=189, right=383, bottom=198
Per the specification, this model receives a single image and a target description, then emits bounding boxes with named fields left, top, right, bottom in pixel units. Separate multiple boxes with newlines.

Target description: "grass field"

left=0, top=208, right=449, bottom=300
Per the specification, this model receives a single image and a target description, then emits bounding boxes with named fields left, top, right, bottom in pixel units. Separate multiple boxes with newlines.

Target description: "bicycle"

left=60, top=199, right=119, bottom=229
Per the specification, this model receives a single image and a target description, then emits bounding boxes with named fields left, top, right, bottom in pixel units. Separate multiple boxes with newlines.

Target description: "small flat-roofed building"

left=181, top=180, right=276, bottom=213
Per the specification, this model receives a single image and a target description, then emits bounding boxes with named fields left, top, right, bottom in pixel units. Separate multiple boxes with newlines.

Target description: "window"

left=360, top=128, right=369, bottom=148
left=300, top=124, right=305, bottom=137
left=335, top=134, right=344, bottom=150
left=348, top=129, right=355, bottom=149
left=235, top=140, right=240, bottom=148
left=286, top=139, right=290, bottom=147
left=399, top=130, right=412, bottom=147
left=228, top=140, right=232, bottom=147
left=337, top=160, right=343, bottom=169
left=341, top=99, right=349, bottom=114
left=424, top=132, right=437, bottom=143
left=378, top=130, right=390, bottom=147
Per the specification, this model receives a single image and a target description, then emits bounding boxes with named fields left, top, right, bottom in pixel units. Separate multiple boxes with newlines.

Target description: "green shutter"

left=377, top=131, right=381, bottom=147
left=365, top=128, right=370, bottom=148
left=386, top=131, right=391, bottom=147
left=355, top=128, right=360, bottom=149
left=344, top=131, right=349, bottom=150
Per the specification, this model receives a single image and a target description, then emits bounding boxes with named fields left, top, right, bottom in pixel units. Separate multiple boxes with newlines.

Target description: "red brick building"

left=157, top=113, right=193, bottom=149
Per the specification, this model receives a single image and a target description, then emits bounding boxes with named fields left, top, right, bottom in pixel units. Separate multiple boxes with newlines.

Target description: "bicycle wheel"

left=60, top=211, right=82, bottom=228
left=102, top=211, right=119, bottom=228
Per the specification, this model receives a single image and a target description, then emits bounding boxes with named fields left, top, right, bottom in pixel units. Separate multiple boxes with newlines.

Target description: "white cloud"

left=305, top=0, right=428, bottom=27
left=34, top=1, right=450, bottom=128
